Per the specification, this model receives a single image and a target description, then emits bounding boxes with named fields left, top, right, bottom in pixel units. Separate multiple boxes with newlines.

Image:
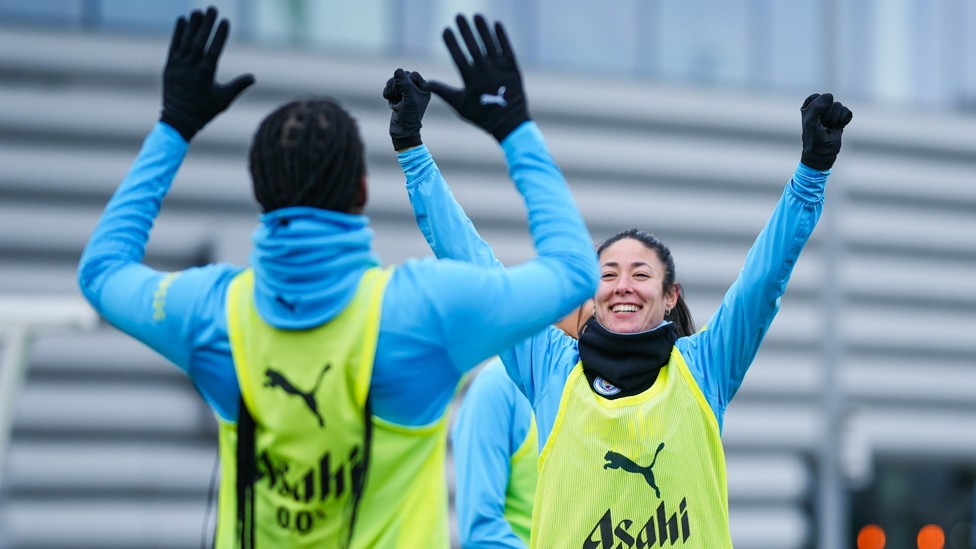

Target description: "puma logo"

left=264, top=364, right=331, bottom=428
left=603, top=442, right=666, bottom=498
left=479, top=86, right=508, bottom=106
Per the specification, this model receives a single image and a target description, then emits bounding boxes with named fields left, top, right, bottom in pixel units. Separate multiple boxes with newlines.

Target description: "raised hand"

left=160, top=7, right=255, bottom=142
left=382, top=68, right=431, bottom=151
left=800, top=93, right=853, bottom=171
left=428, top=14, right=530, bottom=142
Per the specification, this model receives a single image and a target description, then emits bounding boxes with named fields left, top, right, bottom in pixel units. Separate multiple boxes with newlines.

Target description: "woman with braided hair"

left=78, top=7, right=596, bottom=548
left=388, top=14, right=852, bottom=545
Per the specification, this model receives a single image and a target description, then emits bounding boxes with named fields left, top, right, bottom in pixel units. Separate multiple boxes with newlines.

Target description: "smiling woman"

left=593, top=229, right=692, bottom=337
left=390, top=29, right=853, bottom=543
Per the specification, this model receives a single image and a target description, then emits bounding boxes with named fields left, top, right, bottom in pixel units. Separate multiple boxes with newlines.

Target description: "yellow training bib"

left=217, top=267, right=389, bottom=548
left=531, top=348, right=732, bottom=548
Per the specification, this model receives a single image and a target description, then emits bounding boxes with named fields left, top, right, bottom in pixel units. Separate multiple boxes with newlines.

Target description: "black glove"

left=800, top=93, right=852, bottom=171
left=428, top=14, right=529, bottom=142
left=382, top=68, right=431, bottom=151
left=160, top=7, right=255, bottom=142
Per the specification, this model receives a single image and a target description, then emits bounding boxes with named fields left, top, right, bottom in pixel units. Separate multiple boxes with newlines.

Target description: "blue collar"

left=250, top=207, right=379, bottom=329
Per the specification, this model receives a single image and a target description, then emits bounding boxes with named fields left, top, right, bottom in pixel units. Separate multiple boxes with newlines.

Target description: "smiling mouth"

left=611, top=304, right=641, bottom=313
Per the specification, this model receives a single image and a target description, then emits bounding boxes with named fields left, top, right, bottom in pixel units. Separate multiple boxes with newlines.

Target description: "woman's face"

left=594, top=237, right=677, bottom=334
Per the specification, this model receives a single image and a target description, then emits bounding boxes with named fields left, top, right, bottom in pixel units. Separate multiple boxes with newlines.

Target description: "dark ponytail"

left=666, top=286, right=695, bottom=338
left=597, top=228, right=696, bottom=337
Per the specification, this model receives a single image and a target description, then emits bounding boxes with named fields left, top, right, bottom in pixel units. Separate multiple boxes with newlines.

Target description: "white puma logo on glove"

left=480, top=86, right=508, bottom=106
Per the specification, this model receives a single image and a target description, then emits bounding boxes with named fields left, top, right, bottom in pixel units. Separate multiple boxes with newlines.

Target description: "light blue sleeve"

left=676, top=162, right=827, bottom=431
left=401, top=145, right=502, bottom=270
left=398, top=121, right=596, bottom=404
left=451, top=360, right=532, bottom=549
left=497, top=329, right=577, bottom=448
left=77, top=122, right=244, bottom=420
left=398, top=137, right=579, bottom=434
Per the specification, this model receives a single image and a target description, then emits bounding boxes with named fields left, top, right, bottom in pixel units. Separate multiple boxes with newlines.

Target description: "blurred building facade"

left=0, top=1, right=975, bottom=548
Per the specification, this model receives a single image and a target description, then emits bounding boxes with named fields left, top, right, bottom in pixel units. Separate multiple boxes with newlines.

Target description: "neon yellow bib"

left=531, top=349, right=731, bottom=548
left=216, top=267, right=390, bottom=548
left=349, top=414, right=452, bottom=548
left=504, top=415, right=538, bottom=546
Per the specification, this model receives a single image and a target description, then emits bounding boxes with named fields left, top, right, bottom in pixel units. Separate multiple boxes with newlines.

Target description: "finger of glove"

left=801, top=93, right=820, bottom=110
left=474, top=14, right=499, bottom=58
left=407, top=70, right=428, bottom=91
left=216, top=74, right=255, bottom=107
left=456, top=15, right=485, bottom=66
left=382, top=76, right=399, bottom=102
left=401, top=71, right=429, bottom=98
left=204, top=19, right=230, bottom=67
left=803, top=92, right=833, bottom=118
left=393, top=67, right=412, bottom=88
left=824, top=103, right=852, bottom=130
left=167, top=16, right=187, bottom=61
left=180, top=10, right=204, bottom=53
left=821, top=103, right=842, bottom=128
left=838, top=107, right=853, bottom=129
left=190, top=7, right=219, bottom=62
left=427, top=80, right=463, bottom=109
left=494, top=21, right=519, bottom=68
left=442, top=29, right=473, bottom=79
left=394, top=68, right=421, bottom=98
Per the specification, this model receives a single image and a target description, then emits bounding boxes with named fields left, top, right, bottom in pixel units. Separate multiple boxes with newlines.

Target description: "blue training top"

left=78, top=120, right=597, bottom=427
left=401, top=143, right=827, bottom=443
left=451, top=359, right=534, bottom=548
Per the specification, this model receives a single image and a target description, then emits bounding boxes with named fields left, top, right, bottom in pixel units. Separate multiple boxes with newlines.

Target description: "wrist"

left=392, top=134, right=423, bottom=151
left=489, top=111, right=531, bottom=143
left=160, top=109, right=199, bottom=142
left=800, top=152, right=835, bottom=171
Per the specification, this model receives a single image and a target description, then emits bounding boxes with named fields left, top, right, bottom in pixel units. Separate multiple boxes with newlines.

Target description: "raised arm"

left=383, top=15, right=595, bottom=399
left=383, top=67, right=501, bottom=268
left=77, top=7, right=253, bottom=367
left=682, top=93, right=853, bottom=422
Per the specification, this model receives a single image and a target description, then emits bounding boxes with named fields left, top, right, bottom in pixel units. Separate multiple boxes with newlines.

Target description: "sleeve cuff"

left=500, top=121, right=541, bottom=155
left=791, top=161, right=829, bottom=203
left=155, top=121, right=191, bottom=151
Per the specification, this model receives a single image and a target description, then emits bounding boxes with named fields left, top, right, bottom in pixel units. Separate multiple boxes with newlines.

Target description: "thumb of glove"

left=216, top=73, right=256, bottom=110
left=427, top=80, right=465, bottom=113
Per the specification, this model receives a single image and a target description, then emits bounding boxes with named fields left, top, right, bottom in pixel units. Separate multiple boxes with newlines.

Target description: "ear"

left=667, top=283, right=681, bottom=310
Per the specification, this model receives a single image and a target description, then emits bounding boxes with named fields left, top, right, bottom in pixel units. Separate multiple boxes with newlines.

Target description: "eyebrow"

left=601, top=261, right=654, bottom=269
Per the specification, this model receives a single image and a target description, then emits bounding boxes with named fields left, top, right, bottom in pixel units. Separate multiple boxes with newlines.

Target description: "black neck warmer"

left=578, top=316, right=678, bottom=399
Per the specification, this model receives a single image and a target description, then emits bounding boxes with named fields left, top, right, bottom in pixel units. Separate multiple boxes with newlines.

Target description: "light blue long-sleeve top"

left=451, top=359, right=534, bottom=548
left=401, top=145, right=827, bottom=444
left=78, top=120, right=597, bottom=427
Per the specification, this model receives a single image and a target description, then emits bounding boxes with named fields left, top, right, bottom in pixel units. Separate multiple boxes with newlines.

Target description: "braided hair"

left=597, top=228, right=696, bottom=337
left=249, top=97, right=366, bottom=213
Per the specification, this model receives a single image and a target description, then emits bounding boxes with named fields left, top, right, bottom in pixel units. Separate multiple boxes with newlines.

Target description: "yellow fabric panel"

left=531, top=350, right=731, bottom=548
left=216, top=267, right=390, bottom=548
left=350, top=414, right=452, bottom=549
left=505, top=414, right=538, bottom=545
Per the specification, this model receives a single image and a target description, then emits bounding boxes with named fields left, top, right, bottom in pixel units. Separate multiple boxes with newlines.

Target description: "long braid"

left=249, top=97, right=366, bottom=213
